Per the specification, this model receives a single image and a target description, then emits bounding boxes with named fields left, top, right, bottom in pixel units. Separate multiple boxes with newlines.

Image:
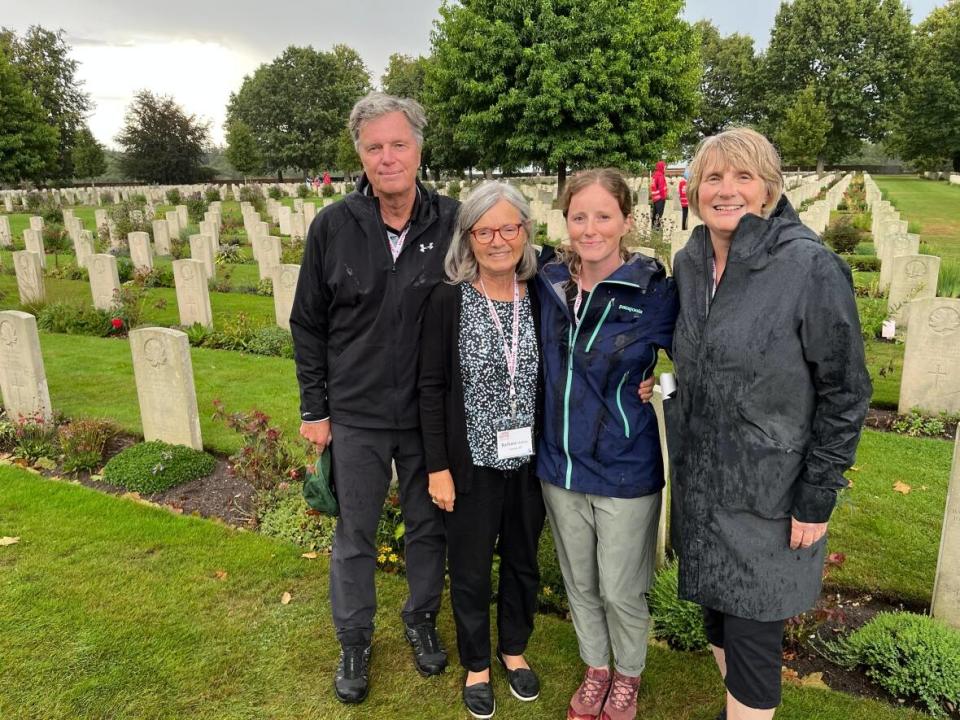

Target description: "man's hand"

left=638, top=375, right=655, bottom=403
left=300, top=419, right=332, bottom=453
left=428, top=470, right=456, bottom=512
left=790, top=518, right=828, bottom=549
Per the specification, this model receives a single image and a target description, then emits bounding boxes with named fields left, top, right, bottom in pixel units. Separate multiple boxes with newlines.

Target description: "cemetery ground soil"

left=0, top=464, right=933, bottom=720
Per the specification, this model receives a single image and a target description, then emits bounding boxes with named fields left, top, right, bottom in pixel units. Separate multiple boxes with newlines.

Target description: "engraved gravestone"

left=272, top=264, right=300, bottom=330
left=152, top=219, right=171, bottom=256
left=129, top=327, right=203, bottom=450
left=0, top=215, right=11, bottom=248
left=899, top=298, right=960, bottom=414
left=0, top=311, right=53, bottom=423
left=13, top=251, right=45, bottom=304
left=172, top=259, right=213, bottom=328
left=189, top=234, right=216, bottom=279
left=932, top=426, right=960, bottom=629
left=88, top=253, right=121, bottom=310
left=887, top=255, right=940, bottom=327
left=166, top=210, right=181, bottom=239
left=74, top=230, right=94, bottom=268
left=255, top=236, right=282, bottom=281
left=23, top=229, right=46, bottom=268
left=129, top=232, right=153, bottom=272
left=279, top=205, right=292, bottom=236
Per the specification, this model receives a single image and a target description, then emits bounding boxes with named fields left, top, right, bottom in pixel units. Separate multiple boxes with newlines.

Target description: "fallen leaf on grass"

left=280, top=591, right=292, bottom=605
left=0, top=537, right=20, bottom=547
left=301, top=552, right=319, bottom=559
left=34, top=457, right=57, bottom=471
left=781, top=667, right=800, bottom=685
left=848, top=465, right=861, bottom=472
left=799, top=672, right=829, bottom=690
left=893, top=481, right=911, bottom=494
left=213, top=570, right=228, bottom=581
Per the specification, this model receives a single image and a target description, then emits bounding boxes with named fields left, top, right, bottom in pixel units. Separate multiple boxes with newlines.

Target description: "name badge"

left=496, top=426, right=534, bottom=460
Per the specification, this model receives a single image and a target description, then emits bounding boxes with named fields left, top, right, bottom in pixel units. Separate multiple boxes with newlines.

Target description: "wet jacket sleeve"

left=418, top=285, right=451, bottom=473
left=794, top=254, right=872, bottom=523
left=290, top=217, right=331, bottom=420
left=651, top=277, right=680, bottom=355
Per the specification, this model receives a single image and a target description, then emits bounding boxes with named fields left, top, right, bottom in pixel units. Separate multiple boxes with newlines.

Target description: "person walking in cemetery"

left=668, top=127, right=872, bottom=720
left=679, top=169, right=689, bottom=231
left=289, top=92, right=459, bottom=704
left=418, top=181, right=546, bottom=719
left=649, top=160, right=668, bottom=229
left=536, top=168, right=678, bottom=720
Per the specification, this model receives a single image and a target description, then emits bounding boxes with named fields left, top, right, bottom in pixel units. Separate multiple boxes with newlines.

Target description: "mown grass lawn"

left=873, top=176, right=960, bottom=260
left=0, top=466, right=929, bottom=720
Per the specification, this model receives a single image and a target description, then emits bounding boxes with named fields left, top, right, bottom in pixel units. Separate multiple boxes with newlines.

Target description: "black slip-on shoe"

left=496, top=650, right=540, bottom=701
left=463, top=680, right=496, bottom=719
left=334, top=644, right=371, bottom=704
left=404, top=621, right=448, bottom=676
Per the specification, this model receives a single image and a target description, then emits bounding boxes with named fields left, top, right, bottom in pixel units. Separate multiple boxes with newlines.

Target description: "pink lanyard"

left=478, top=274, right=521, bottom=417
left=388, top=224, right=410, bottom=262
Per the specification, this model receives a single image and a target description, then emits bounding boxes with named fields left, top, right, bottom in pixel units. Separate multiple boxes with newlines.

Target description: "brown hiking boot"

left=599, top=671, right=641, bottom=720
left=567, top=667, right=612, bottom=720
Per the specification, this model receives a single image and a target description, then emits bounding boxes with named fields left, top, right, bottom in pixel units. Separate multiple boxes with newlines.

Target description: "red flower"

left=111, top=317, right=123, bottom=329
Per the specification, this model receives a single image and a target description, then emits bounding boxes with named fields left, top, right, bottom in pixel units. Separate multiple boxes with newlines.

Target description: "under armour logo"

left=419, top=243, right=434, bottom=252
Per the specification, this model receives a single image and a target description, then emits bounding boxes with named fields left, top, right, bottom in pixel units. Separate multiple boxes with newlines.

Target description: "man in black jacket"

left=290, top=93, right=459, bottom=704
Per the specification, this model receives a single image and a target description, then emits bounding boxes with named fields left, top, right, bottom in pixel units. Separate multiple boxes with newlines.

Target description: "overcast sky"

left=0, top=0, right=944, bottom=148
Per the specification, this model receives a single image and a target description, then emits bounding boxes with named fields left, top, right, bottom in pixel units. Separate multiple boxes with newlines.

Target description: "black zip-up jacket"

left=290, top=175, right=459, bottom=429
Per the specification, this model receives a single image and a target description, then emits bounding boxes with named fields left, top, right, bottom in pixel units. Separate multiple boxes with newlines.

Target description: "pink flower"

left=111, top=317, right=123, bottom=330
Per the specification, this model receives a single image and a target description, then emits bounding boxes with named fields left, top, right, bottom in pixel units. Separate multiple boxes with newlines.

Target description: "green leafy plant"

left=11, top=411, right=58, bottom=463
left=648, top=559, right=709, bottom=651
left=204, top=186, right=221, bottom=202
left=185, top=194, right=206, bottom=223
left=321, top=183, right=335, bottom=198
left=375, top=488, right=406, bottom=574
left=822, top=216, right=861, bottom=255
left=267, top=186, right=284, bottom=200
left=257, top=486, right=337, bottom=551
left=891, top=409, right=955, bottom=438
left=296, top=184, right=310, bottom=199
left=102, top=440, right=216, bottom=493
left=58, top=418, right=117, bottom=473
left=845, top=255, right=880, bottom=272
left=824, top=612, right=960, bottom=717
left=36, top=302, right=112, bottom=336
left=281, top=238, right=304, bottom=265
left=166, top=189, right=182, bottom=205
left=937, top=260, right=960, bottom=298
left=215, top=244, right=242, bottom=265
left=256, top=278, right=273, bottom=296
left=212, top=400, right=303, bottom=492
left=246, top=326, right=294, bottom=358
left=446, top=180, right=461, bottom=200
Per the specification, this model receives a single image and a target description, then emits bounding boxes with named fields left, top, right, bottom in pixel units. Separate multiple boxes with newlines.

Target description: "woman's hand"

left=429, top=470, right=456, bottom=512
left=637, top=375, right=655, bottom=403
left=790, top=518, right=828, bottom=549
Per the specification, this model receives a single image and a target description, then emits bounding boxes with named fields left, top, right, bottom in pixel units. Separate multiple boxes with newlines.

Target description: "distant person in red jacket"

left=679, top=171, right=689, bottom=230
left=650, top=161, right=668, bottom=229
left=323, top=171, right=332, bottom=185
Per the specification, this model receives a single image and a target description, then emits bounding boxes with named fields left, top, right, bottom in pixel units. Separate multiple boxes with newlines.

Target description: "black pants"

left=445, top=464, right=546, bottom=671
left=329, top=422, right=446, bottom=646
left=681, top=206, right=689, bottom=230
left=651, top=199, right=666, bottom=228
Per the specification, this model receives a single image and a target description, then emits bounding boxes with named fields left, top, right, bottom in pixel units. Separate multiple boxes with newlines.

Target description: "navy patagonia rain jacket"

left=536, top=255, right=678, bottom=498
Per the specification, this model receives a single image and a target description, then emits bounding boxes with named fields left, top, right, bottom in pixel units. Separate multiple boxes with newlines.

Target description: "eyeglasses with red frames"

left=469, top=224, right=523, bottom=244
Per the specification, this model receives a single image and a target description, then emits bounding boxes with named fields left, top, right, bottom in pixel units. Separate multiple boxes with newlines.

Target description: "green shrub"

left=256, top=278, right=273, bottom=296
left=844, top=255, right=880, bottom=272
left=0, top=412, right=16, bottom=452
left=133, top=266, right=174, bottom=288
left=282, top=238, right=305, bottom=264
left=825, top=612, right=960, bottom=717
left=24, top=191, right=43, bottom=211
left=822, top=216, right=861, bottom=255
left=238, top=185, right=264, bottom=212
left=11, top=412, right=58, bottom=463
left=296, top=184, right=310, bottom=199
left=131, top=193, right=147, bottom=204
left=47, top=264, right=89, bottom=281
left=257, top=487, right=337, bottom=551
left=247, top=326, right=294, bottom=358
left=166, top=189, right=182, bottom=205
left=215, top=244, right=242, bottom=265
left=58, top=418, right=117, bottom=473
left=185, top=195, right=206, bottom=223
left=37, top=302, right=112, bottom=336
left=204, top=186, right=221, bottom=202
left=267, top=186, right=284, bottom=200
left=648, top=559, right=709, bottom=651
left=99, top=191, right=114, bottom=205
left=891, top=409, right=957, bottom=437
left=102, top=441, right=216, bottom=493
left=212, top=401, right=303, bottom=492
left=858, top=297, right=887, bottom=340
left=321, top=183, right=335, bottom=198
left=446, top=180, right=462, bottom=200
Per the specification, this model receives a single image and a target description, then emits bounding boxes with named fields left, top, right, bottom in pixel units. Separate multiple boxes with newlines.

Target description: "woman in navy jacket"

left=537, top=169, right=677, bottom=720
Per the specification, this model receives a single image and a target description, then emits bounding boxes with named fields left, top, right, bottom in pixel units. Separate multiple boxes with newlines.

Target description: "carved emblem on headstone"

left=280, top=270, right=296, bottom=289
left=144, top=337, right=167, bottom=368
left=0, top=320, right=17, bottom=347
left=906, top=260, right=927, bottom=279
left=182, top=264, right=194, bottom=281
left=930, top=307, right=960, bottom=335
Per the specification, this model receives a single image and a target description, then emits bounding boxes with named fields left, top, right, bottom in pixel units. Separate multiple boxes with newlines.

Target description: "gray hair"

left=349, top=92, right=427, bottom=149
left=445, top=181, right=538, bottom=284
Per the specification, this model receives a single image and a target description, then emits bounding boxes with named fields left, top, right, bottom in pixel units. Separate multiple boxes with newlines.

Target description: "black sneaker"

left=495, top=649, right=540, bottom=701
left=463, top=680, right=496, bottom=719
left=334, top=644, right=371, bottom=704
left=404, top=621, right=448, bottom=676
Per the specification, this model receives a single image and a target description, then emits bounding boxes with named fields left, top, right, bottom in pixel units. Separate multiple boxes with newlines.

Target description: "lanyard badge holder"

left=479, top=275, right=534, bottom=460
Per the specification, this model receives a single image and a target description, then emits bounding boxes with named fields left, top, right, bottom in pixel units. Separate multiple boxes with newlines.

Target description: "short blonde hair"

left=687, top=127, right=784, bottom=220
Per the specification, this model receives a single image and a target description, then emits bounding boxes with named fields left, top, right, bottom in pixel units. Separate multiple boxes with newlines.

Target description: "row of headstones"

left=792, top=173, right=845, bottom=235
left=863, top=174, right=940, bottom=330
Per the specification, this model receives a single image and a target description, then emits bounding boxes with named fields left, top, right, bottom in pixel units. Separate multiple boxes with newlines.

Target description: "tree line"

left=2, top=0, right=959, bottom=188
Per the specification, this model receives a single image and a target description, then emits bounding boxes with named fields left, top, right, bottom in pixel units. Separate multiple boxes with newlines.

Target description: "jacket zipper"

left=585, top=299, right=614, bottom=353
left=616, top=372, right=631, bottom=438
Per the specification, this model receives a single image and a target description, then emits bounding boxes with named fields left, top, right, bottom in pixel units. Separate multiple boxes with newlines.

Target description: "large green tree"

left=761, top=0, right=912, bottom=169
left=225, top=120, right=263, bottom=181
left=690, top=20, right=760, bottom=141
left=0, top=26, right=92, bottom=180
left=775, top=86, right=830, bottom=168
left=226, top=45, right=371, bottom=178
left=71, top=126, right=106, bottom=182
left=892, top=0, right=960, bottom=171
left=0, top=48, right=59, bottom=185
left=381, top=53, right=427, bottom=99
left=425, top=0, right=700, bottom=190
left=116, top=90, right=210, bottom=183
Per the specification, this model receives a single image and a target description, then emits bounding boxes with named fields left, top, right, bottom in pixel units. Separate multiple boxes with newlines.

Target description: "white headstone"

left=932, top=427, right=960, bottom=629
left=12, top=251, right=45, bottom=304
left=272, top=264, right=300, bottom=330
left=899, top=298, right=960, bottom=414
left=887, top=254, right=941, bottom=327
left=0, top=311, right=53, bottom=423
left=199, top=220, right=219, bottom=251
left=176, top=204, right=189, bottom=228
left=129, top=327, right=203, bottom=450
left=189, top=234, right=216, bottom=279
left=129, top=232, right=154, bottom=272
left=88, top=254, right=121, bottom=311
left=29, top=216, right=44, bottom=234
left=73, top=231, right=94, bottom=269
left=278, top=206, right=292, bottom=236
left=23, top=229, right=45, bottom=268
left=152, top=219, right=171, bottom=256
left=0, top=216, right=11, bottom=248
left=166, top=210, right=181, bottom=239
left=255, top=236, right=282, bottom=281
left=172, top=259, right=213, bottom=329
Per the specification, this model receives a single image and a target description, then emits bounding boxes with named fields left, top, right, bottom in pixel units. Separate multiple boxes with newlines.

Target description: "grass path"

left=0, top=466, right=928, bottom=720
left=873, top=176, right=960, bottom=260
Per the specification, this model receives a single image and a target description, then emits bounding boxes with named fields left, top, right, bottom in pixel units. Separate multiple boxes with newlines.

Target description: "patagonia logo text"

left=618, top=305, right=644, bottom=315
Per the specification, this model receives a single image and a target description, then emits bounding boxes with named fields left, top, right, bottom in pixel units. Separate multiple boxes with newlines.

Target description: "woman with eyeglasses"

left=418, top=181, right=546, bottom=719
left=537, top=169, right=677, bottom=720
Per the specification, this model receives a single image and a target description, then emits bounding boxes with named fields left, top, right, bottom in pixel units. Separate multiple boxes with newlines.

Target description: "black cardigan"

left=418, top=279, right=545, bottom=494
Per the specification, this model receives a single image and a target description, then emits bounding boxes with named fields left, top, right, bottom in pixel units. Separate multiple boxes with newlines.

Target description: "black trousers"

left=329, top=422, right=446, bottom=646
left=444, top=464, right=546, bottom=671
left=681, top=206, right=689, bottom=230
left=651, top=199, right=666, bottom=228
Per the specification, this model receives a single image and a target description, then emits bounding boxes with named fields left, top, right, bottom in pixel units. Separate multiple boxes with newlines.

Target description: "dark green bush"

left=321, top=183, right=335, bottom=198
left=185, top=195, right=206, bottom=223
left=281, top=238, right=304, bottom=264
left=47, top=264, right=89, bottom=281
left=648, top=559, right=709, bottom=651
left=102, top=441, right=216, bottom=493
left=99, top=191, right=114, bottom=205
left=246, top=326, right=294, bottom=358
left=24, top=191, right=43, bottom=211
left=37, top=302, right=112, bottom=336
left=296, top=184, right=310, bottom=199
left=133, top=266, right=174, bottom=288
left=204, top=186, right=221, bottom=202
left=844, top=255, right=881, bottom=272
left=825, top=612, right=960, bottom=717
left=166, top=189, right=182, bottom=205
left=257, top=487, right=336, bottom=551
left=115, top=256, right=134, bottom=283
left=267, top=186, right=284, bottom=200
left=58, top=418, right=117, bottom=473
left=446, top=180, right=462, bottom=200
left=215, top=244, right=242, bottom=265
left=823, top=216, right=861, bottom=255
